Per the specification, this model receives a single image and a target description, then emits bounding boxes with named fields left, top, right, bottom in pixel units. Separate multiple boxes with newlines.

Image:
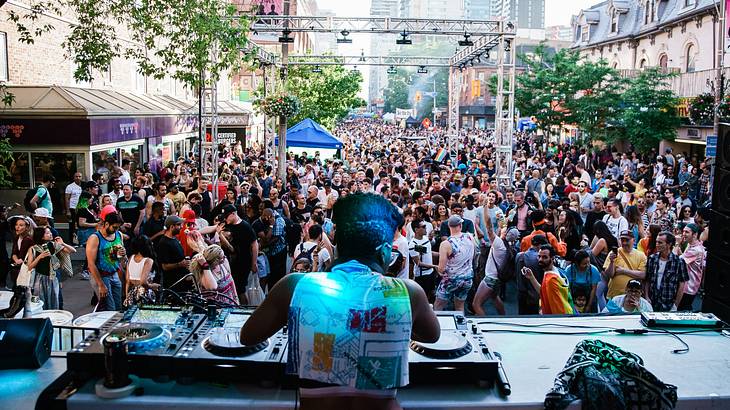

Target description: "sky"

left=314, top=0, right=601, bottom=27
left=311, top=0, right=602, bottom=99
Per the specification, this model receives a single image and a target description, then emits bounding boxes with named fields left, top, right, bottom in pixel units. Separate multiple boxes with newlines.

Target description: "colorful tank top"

left=93, top=231, right=123, bottom=275
left=444, top=233, right=474, bottom=278
left=287, top=261, right=412, bottom=390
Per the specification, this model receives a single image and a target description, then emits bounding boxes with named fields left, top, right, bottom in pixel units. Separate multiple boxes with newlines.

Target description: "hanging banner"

left=726, top=0, right=730, bottom=51
left=395, top=108, right=415, bottom=120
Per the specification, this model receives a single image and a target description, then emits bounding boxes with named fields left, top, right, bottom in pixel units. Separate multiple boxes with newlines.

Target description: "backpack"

left=387, top=249, right=406, bottom=278
left=495, top=239, right=518, bottom=282
left=24, top=186, right=47, bottom=212
left=294, top=242, right=317, bottom=265
left=284, top=217, right=303, bottom=256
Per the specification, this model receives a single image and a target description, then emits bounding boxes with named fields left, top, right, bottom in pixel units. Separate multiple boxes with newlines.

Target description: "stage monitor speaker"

left=708, top=210, right=730, bottom=259
left=704, top=253, right=730, bottom=305
left=717, top=123, right=730, bottom=171
left=711, top=167, right=730, bottom=214
left=0, top=318, right=53, bottom=369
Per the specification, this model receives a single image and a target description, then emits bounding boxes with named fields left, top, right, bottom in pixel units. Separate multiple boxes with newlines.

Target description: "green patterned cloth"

left=545, top=339, right=677, bottom=410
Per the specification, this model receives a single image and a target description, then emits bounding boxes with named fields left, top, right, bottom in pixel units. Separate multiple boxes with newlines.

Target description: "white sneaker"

left=79, top=270, right=90, bottom=280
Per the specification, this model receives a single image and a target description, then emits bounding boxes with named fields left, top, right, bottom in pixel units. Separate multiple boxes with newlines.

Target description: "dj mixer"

left=67, top=305, right=206, bottom=377
left=65, top=307, right=498, bottom=388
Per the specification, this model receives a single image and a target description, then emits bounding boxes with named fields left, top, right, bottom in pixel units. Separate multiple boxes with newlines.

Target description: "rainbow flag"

left=434, top=148, right=447, bottom=162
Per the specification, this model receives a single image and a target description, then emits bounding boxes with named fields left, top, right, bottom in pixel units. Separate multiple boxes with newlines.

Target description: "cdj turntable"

left=67, top=305, right=206, bottom=377
left=173, top=308, right=288, bottom=383
left=407, top=312, right=499, bottom=386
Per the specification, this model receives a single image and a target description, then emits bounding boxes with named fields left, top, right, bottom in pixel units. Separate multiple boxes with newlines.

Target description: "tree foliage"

left=282, top=65, right=363, bottom=131
left=506, top=44, right=679, bottom=150
left=6, top=0, right=253, bottom=88
left=617, top=67, right=680, bottom=151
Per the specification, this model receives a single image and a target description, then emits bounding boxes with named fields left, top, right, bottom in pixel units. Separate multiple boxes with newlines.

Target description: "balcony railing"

left=618, top=67, right=729, bottom=98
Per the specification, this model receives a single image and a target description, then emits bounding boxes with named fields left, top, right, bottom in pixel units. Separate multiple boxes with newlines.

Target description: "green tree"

left=618, top=67, right=680, bottom=151
left=283, top=65, right=363, bottom=131
left=383, top=69, right=412, bottom=113
left=6, top=0, right=252, bottom=88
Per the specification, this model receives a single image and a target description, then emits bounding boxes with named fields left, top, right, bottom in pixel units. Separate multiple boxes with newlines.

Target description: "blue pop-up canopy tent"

left=275, top=118, right=343, bottom=149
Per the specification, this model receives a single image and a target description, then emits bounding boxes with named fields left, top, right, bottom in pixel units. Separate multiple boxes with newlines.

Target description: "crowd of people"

left=0, top=118, right=711, bottom=317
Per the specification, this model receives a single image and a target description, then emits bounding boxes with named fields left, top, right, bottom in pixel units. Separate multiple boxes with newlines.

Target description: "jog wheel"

left=104, top=324, right=169, bottom=353
left=203, top=327, right=269, bottom=357
left=410, top=332, right=472, bottom=359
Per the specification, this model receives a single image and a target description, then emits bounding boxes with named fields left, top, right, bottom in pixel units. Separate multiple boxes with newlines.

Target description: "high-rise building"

left=488, top=0, right=544, bottom=39
left=399, top=0, right=463, bottom=19
left=369, top=0, right=399, bottom=110
left=464, top=0, right=493, bottom=19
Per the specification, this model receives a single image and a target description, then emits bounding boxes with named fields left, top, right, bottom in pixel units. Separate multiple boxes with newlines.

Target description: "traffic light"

left=415, top=91, right=422, bottom=103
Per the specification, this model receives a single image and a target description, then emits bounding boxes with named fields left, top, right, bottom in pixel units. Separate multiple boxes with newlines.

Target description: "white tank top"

left=127, top=256, right=149, bottom=281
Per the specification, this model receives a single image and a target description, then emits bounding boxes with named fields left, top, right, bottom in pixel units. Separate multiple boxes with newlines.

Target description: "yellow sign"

left=471, top=80, right=481, bottom=97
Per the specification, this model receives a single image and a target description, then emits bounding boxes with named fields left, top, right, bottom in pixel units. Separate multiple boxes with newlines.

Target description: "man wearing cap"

left=439, top=202, right=475, bottom=242
left=434, top=214, right=475, bottom=313
left=220, top=204, right=258, bottom=296
left=472, top=205, right=520, bottom=315
left=644, top=231, right=688, bottom=312
left=677, top=223, right=705, bottom=311
left=604, top=230, right=647, bottom=300
left=602, top=280, right=653, bottom=313
left=156, top=215, right=191, bottom=290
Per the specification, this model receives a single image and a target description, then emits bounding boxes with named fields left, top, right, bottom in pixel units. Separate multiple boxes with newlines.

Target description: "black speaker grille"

left=718, top=123, right=730, bottom=171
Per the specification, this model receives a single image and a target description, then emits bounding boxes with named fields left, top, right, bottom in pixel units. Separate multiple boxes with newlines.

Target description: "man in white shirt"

left=409, top=220, right=437, bottom=300
left=292, top=224, right=332, bottom=272
left=65, top=172, right=83, bottom=244
left=602, top=198, right=629, bottom=242
left=391, top=220, right=410, bottom=280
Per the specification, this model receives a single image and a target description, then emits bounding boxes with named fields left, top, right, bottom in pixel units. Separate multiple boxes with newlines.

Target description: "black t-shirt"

left=116, top=195, right=145, bottom=226
left=251, top=218, right=266, bottom=236
left=76, top=208, right=98, bottom=225
left=225, top=220, right=257, bottom=278
left=156, top=235, right=187, bottom=288
left=584, top=210, right=606, bottom=240
left=200, top=190, right=212, bottom=221
left=143, top=216, right=165, bottom=242
left=430, top=186, right=451, bottom=202
left=290, top=205, right=312, bottom=224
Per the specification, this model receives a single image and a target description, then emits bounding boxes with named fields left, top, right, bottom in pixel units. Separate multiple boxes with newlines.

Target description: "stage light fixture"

left=468, top=60, right=474, bottom=67
left=396, top=30, right=412, bottom=45
left=278, top=29, right=294, bottom=43
left=506, top=22, right=515, bottom=31
left=417, top=66, right=428, bottom=74
left=359, top=49, right=366, bottom=62
left=505, top=40, right=511, bottom=52
left=337, top=30, right=352, bottom=44
left=387, top=66, right=397, bottom=74
left=311, top=65, right=322, bottom=73
left=458, top=33, right=473, bottom=47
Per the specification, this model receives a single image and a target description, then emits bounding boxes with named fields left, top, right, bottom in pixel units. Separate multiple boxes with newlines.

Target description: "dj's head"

left=332, top=193, right=403, bottom=271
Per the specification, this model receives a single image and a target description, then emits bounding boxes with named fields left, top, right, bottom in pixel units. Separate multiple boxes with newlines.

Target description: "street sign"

left=217, top=132, right=237, bottom=144
left=706, top=135, right=717, bottom=157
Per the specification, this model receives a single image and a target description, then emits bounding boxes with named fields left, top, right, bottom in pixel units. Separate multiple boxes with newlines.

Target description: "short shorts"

left=481, top=275, right=502, bottom=290
left=436, top=273, right=473, bottom=301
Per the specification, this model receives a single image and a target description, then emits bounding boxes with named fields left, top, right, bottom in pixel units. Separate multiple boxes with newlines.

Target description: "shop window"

left=30, top=152, right=85, bottom=220
left=2, top=152, right=30, bottom=189
left=120, top=144, right=142, bottom=172
left=92, top=149, right=118, bottom=183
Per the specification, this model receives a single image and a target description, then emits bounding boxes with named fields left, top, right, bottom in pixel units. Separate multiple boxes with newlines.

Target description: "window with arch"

left=612, top=61, right=619, bottom=69
left=639, top=59, right=647, bottom=69
left=644, top=1, right=651, bottom=24
left=659, top=54, right=668, bottom=69
left=686, top=44, right=696, bottom=72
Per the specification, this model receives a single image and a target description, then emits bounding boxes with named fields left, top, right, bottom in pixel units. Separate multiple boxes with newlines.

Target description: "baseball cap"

left=447, top=215, right=463, bottom=227
left=620, top=230, right=633, bottom=239
left=164, top=215, right=184, bottom=228
left=221, top=204, right=238, bottom=218
left=99, top=205, right=117, bottom=221
left=182, top=209, right=197, bottom=223
left=84, top=181, right=99, bottom=190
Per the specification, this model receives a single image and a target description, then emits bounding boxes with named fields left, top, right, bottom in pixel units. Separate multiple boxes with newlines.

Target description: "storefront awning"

left=193, top=100, right=253, bottom=127
left=0, top=85, right=195, bottom=118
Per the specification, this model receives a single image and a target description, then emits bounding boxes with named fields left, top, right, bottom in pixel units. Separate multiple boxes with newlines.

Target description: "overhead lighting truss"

left=250, top=15, right=504, bottom=37
left=288, top=55, right=453, bottom=67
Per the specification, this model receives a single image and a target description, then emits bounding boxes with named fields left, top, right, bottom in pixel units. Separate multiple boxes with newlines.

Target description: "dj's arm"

left=404, top=279, right=440, bottom=343
left=240, top=273, right=305, bottom=345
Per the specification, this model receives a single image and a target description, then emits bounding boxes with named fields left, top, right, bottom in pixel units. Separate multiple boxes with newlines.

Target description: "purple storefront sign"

left=0, top=115, right=196, bottom=146
left=89, top=115, right=197, bottom=145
